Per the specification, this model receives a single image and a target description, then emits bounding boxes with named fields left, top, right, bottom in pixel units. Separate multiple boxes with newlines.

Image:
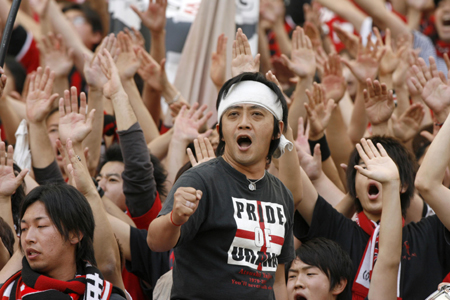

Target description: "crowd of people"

left=0, top=0, right=449, bottom=299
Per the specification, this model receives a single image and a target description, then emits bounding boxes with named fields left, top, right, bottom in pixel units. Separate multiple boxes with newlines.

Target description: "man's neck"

left=363, top=210, right=381, bottom=223
left=222, top=154, right=266, bottom=179
left=46, top=262, right=77, bottom=282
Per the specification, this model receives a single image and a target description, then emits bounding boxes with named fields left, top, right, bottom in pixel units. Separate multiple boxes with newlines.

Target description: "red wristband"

left=170, top=211, right=181, bottom=227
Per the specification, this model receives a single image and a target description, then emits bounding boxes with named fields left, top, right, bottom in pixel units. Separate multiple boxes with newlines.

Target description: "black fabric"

left=117, top=122, right=157, bottom=217
left=308, top=135, right=331, bottom=162
left=125, top=226, right=170, bottom=291
left=33, top=159, right=65, bottom=185
left=294, top=196, right=450, bottom=300
left=159, top=157, right=295, bottom=300
left=7, top=26, right=27, bottom=56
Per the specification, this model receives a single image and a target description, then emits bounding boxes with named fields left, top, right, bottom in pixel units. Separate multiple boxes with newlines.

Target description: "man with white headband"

left=148, top=72, right=295, bottom=300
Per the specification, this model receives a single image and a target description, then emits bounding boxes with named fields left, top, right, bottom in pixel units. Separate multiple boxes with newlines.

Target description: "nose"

left=24, top=227, right=37, bottom=244
left=98, top=177, right=106, bottom=191
left=238, top=112, right=251, bottom=130
left=295, top=276, right=305, bottom=289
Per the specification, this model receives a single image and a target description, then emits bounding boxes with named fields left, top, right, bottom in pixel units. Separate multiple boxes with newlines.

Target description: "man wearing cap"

left=147, top=72, right=295, bottom=299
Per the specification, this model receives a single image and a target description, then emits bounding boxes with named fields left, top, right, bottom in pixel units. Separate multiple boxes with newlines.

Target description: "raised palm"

left=364, top=80, right=394, bottom=126
left=84, top=55, right=108, bottom=89
left=131, top=0, right=167, bottom=32
left=322, top=74, right=346, bottom=102
left=290, top=47, right=316, bottom=78
left=173, top=103, right=212, bottom=143
left=422, top=78, right=450, bottom=115
left=26, top=68, right=58, bottom=123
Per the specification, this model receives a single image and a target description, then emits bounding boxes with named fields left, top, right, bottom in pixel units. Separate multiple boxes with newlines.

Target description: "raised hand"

left=84, top=34, right=119, bottom=89
left=210, top=34, right=228, bottom=88
left=131, top=0, right=167, bottom=33
left=305, top=83, right=336, bottom=140
left=58, top=87, right=95, bottom=145
left=393, top=48, right=417, bottom=88
left=137, top=50, right=166, bottom=92
left=116, top=32, right=141, bottom=80
left=231, top=28, right=260, bottom=77
left=39, top=33, right=74, bottom=77
left=354, top=138, right=399, bottom=183
left=259, top=0, right=285, bottom=29
left=322, top=53, right=347, bottom=102
left=364, top=79, right=394, bottom=125
left=171, top=187, right=202, bottom=226
left=0, top=142, right=28, bottom=198
left=187, top=137, right=216, bottom=167
left=374, top=28, right=402, bottom=76
left=265, top=70, right=292, bottom=108
left=341, top=36, right=385, bottom=83
left=98, top=49, right=125, bottom=99
left=392, top=103, right=425, bottom=142
left=304, top=21, right=321, bottom=50
left=64, top=139, right=97, bottom=196
left=173, top=103, right=213, bottom=144
left=124, top=27, right=145, bottom=49
left=294, top=117, right=322, bottom=181
left=280, top=26, right=316, bottom=78
left=26, top=67, right=59, bottom=123
left=409, top=56, right=450, bottom=123
left=333, top=24, right=358, bottom=58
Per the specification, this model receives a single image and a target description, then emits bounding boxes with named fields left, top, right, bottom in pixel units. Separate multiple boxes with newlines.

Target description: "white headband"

left=217, top=81, right=293, bottom=158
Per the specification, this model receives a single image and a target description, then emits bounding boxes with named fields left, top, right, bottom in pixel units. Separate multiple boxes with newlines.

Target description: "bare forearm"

left=121, top=79, right=159, bottom=143
left=273, top=20, right=291, bottom=57
left=147, top=213, right=181, bottom=252
left=103, top=196, right=136, bottom=228
left=0, top=99, right=21, bottom=145
left=148, top=128, right=173, bottom=161
left=83, top=88, right=104, bottom=176
left=258, top=27, right=272, bottom=75
left=278, top=128, right=302, bottom=207
left=311, top=172, right=345, bottom=207
left=150, top=30, right=166, bottom=64
left=110, top=90, right=138, bottom=131
left=52, top=76, right=69, bottom=101
left=315, top=0, right=366, bottom=32
left=165, top=139, right=189, bottom=188
left=348, top=83, right=368, bottom=143
left=29, top=123, right=56, bottom=168
left=142, top=83, right=162, bottom=126
left=0, top=197, right=17, bottom=247
left=371, top=122, right=391, bottom=136
left=322, top=157, right=345, bottom=192
left=289, top=78, right=313, bottom=139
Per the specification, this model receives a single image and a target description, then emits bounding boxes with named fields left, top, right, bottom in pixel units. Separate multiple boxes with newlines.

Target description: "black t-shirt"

left=159, top=157, right=295, bottom=300
left=294, top=196, right=450, bottom=300
left=125, top=227, right=170, bottom=289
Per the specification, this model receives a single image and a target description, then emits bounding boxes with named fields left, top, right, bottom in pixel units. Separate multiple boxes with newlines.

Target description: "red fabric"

left=70, top=70, right=83, bottom=93
left=435, top=39, right=450, bottom=58
left=126, top=192, right=162, bottom=230
left=159, top=123, right=171, bottom=134
left=18, top=38, right=40, bottom=74
left=121, top=270, right=148, bottom=300
left=0, top=124, right=6, bottom=142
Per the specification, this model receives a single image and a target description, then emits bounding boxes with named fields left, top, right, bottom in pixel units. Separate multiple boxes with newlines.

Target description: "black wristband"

left=308, top=135, right=331, bottom=162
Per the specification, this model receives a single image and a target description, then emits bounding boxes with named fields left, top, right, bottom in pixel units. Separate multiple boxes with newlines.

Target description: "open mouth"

left=443, top=16, right=450, bottom=26
left=294, top=295, right=307, bottom=300
left=26, top=249, right=40, bottom=259
left=367, top=183, right=380, bottom=200
left=237, top=135, right=252, bottom=150
left=56, top=147, right=63, bottom=160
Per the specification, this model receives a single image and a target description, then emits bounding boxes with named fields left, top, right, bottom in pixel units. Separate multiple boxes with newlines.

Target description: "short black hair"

left=346, top=136, right=416, bottom=216
left=99, top=143, right=168, bottom=197
left=286, top=238, right=353, bottom=300
left=215, top=72, right=288, bottom=162
left=0, top=216, right=15, bottom=258
left=19, top=183, right=97, bottom=268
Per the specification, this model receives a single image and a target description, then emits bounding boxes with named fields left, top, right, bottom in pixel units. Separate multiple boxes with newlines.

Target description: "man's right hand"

left=171, top=187, right=202, bottom=226
left=26, top=67, right=59, bottom=124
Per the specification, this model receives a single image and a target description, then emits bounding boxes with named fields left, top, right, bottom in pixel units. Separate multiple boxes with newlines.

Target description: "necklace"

left=247, top=171, right=266, bottom=191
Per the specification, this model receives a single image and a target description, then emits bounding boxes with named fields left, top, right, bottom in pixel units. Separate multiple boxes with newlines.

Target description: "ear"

left=273, top=121, right=284, bottom=140
left=331, top=278, right=347, bottom=296
left=69, top=231, right=83, bottom=245
left=400, top=184, right=408, bottom=194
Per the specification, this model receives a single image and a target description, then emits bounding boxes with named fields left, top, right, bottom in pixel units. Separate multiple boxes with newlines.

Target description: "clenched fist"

left=171, top=187, right=202, bottom=226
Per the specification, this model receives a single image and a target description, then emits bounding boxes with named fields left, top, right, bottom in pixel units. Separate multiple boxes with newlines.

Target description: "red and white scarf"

left=352, top=212, right=403, bottom=300
left=0, top=258, right=114, bottom=300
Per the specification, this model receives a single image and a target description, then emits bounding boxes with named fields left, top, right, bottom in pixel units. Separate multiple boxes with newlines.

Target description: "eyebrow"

left=98, top=173, right=121, bottom=178
left=21, top=216, right=49, bottom=223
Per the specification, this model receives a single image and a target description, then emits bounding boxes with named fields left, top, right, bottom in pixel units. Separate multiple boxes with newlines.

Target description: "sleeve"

left=158, top=170, right=208, bottom=246
left=8, top=25, right=40, bottom=74
left=117, top=123, right=157, bottom=218
left=277, top=189, right=295, bottom=264
left=413, top=30, right=438, bottom=66
left=126, top=192, right=162, bottom=230
left=293, top=195, right=361, bottom=252
left=125, top=227, right=170, bottom=288
left=32, top=160, right=65, bottom=185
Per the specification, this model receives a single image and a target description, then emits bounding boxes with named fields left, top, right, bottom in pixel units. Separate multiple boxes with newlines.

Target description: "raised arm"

left=26, top=67, right=60, bottom=170
left=231, top=28, right=260, bottom=77
left=280, top=26, right=316, bottom=138
left=355, top=139, right=402, bottom=300
left=62, top=139, right=124, bottom=291
left=116, top=32, right=160, bottom=144
left=0, top=68, right=20, bottom=145
left=364, top=78, right=395, bottom=136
